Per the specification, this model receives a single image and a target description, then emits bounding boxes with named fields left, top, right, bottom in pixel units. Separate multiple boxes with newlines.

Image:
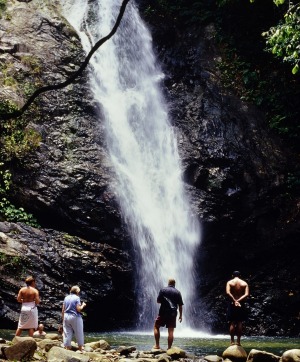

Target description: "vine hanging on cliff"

left=0, top=0, right=130, bottom=121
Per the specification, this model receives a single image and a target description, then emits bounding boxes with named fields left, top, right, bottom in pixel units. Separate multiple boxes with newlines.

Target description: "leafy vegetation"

left=0, top=162, right=39, bottom=227
left=0, top=0, right=6, bottom=18
left=0, top=41, right=43, bottom=226
left=261, top=1, right=300, bottom=74
left=215, top=0, right=300, bottom=150
left=0, top=101, right=41, bottom=227
left=143, top=0, right=300, bottom=194
left=144, top=0, right=300, bottom=151
left=0, top=252, right=31, bottom=275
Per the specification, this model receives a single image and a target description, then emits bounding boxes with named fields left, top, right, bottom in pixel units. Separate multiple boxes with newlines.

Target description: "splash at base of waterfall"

left=62, top=0, right=201, bottom=329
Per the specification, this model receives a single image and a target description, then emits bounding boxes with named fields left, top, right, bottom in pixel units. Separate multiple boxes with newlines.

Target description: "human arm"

left=17, top=288, right=23, bottom=303
left=226, top=282, right=235, bottom=302
left=76, top=301, right=86, bottom=313
left=235, top=283, right=249, bottom=304
left=157, top=290, right=162, bottom=304
left=62, top=303, right=65, bottom=320
left=35, top=290, right=41, bottom=305
left=178, top=305, right=183, bottom=323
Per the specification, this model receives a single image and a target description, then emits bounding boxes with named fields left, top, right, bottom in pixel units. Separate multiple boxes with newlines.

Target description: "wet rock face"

left=0, top=0, right=134, bottom=331
left=136, top=3, right=300, bottom=336
left=0, top=1, right=299, bottom=335
left=0, top=221, right=134, bottom=330
left=0, top=0, right=126, bottom=244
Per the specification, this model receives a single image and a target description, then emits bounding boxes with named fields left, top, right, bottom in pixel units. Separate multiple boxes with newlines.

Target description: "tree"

left=262, top=1, right=300, bottom=74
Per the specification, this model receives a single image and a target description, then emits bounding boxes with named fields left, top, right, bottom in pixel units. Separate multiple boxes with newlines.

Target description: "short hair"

left=25, top=276, right=35, bottom=286
left=168, top=278, right=176, bottom=286
left=232, top=271, right=241, bottom=277
left=70, top=285, right=80, bottom=294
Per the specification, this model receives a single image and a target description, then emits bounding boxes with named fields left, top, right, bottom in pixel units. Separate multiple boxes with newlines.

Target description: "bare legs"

left=236, top=321, right=242, bottom=345
left=15, top=328, right=22, bottom=336
left=167, top=328, right=174, bottom=349
left=15, top=328, right=35, bottom=337
left=229, top=321, right=242, bottom=345
left=154, top=323, right=175, bottom=350
left=154, top=323, right=160, bottom=349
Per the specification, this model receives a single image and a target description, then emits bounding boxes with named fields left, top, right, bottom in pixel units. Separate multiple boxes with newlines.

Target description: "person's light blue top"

left=63, top=294, right=81, bottom=316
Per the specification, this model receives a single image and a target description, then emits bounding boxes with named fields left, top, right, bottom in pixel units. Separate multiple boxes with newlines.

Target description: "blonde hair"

left=70, top=285, right=80, bottom=294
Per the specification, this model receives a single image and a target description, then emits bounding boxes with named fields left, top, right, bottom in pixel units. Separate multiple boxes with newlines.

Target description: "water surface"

left=1, top=330, right=298, bottom=356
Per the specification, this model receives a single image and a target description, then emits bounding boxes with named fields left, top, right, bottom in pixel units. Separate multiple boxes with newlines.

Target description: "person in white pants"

left=62, top=285, right=86, bottom=352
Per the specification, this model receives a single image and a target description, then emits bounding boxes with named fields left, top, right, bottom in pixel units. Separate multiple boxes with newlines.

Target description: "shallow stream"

left=1, top=330, right=298, bottom=356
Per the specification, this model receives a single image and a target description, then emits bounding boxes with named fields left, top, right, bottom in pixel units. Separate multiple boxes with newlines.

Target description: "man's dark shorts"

left=227, top=302, right=247, bottom=322
left=155, top=314, right=177, bottom=328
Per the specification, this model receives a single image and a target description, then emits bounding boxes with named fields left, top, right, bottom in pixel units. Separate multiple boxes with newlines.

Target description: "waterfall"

left=62, top=0, right=201, bottom=330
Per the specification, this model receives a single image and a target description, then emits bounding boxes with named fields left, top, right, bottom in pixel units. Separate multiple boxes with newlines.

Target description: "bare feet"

left=153, top=346, right=161, bottom=350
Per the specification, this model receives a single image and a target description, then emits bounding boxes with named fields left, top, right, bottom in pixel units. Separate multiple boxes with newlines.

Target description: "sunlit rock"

left=281, top=349, right=300, bottom=362
left=3, top=336, right=37, bottom=361
left=223, top=345, right=247, bottom=362
left=246, top=349, right=280, bottom=362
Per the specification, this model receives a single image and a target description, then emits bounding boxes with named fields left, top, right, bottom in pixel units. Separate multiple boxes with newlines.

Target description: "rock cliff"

left=0, top=0, right=299, bottom=335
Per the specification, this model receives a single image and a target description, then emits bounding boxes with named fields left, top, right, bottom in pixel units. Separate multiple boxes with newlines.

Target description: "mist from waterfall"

left=62, top=0, right=201, bottom=330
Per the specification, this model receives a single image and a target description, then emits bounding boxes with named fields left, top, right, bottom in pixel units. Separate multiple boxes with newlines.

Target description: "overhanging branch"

left=0, top=0, right=130, bottom=121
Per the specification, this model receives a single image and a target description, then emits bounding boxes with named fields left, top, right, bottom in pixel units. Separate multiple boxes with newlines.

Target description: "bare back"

left=17, top=286, right=40, bottom=304
left=226, top=277, right=249, bottom=303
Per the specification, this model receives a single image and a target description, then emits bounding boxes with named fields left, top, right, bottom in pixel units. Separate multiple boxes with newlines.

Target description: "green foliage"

left=0, top=163, right=39, bottom=227
left=0, top=99, right=18, bottom=116
left=144, top=0, right=300, bottom=148
left=0, top=0, right=6, bottom=18
left=1, top=127, right=41, bottom=161
left=0, top=100, right=41, bottom=162
left=0, top=59, right=42, bottom=228
left=217, top=50, right=264, bottom=105
left=262, top=3, right=300, bottom=74
left=0, top=197, right=40, bottom=227
left=3, top=76, right=17, bottom=87
left=274, top=0, right=286, bottom=5
left=0, top=252, right=30, bottom=275
left=20, top=55, right=42, bottom=75
left=0, top=163, right=11, bottom=196
left=212, top=0, right=300, bottom=151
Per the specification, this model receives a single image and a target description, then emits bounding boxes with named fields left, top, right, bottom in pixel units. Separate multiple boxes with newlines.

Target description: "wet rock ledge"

left=0, top=334, right=299, bottom=362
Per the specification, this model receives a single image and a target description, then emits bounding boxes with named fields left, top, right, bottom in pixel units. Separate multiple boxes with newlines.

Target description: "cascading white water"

left=62, top=0, right=201, bottom=329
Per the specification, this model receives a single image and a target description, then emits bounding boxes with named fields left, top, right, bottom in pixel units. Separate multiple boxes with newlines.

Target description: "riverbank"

left=0, top=330, right=299, bottom=357
left=0, top=332, right=299, bottom=362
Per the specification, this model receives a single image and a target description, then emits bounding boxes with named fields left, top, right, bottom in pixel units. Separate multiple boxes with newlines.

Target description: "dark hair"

left=232, top=271, right=241, bottom=277
left=168, top=278, right=176, bottom=286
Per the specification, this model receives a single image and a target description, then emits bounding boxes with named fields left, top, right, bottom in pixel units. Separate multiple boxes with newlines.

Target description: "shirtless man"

left=16, top=276, right=41, bottom=337
left=226, top=271, right=249, bottom=346
left=33, top=323, right=46, bottom=337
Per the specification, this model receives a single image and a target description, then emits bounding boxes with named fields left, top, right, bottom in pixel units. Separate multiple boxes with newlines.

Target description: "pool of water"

left=1, top=329, right=298, bottom=357
left=86, top=331, right=299, bottom=356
